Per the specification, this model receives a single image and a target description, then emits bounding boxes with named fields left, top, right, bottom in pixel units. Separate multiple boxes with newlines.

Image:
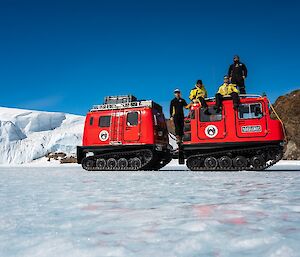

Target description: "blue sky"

left=1, top=0, right=299, bottom=116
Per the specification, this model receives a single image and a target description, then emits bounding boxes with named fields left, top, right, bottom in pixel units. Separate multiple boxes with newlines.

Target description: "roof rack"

left=205, top=94, right=263, bottom=101
left=90, top=100, right=153, bottom=112
left=104, top=95, right=137, bottom=105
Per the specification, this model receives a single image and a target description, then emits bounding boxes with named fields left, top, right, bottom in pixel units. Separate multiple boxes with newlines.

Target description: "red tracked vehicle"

left=181, top=94, right=285, bottom=171
left=77, top=95, right=172, bottom=171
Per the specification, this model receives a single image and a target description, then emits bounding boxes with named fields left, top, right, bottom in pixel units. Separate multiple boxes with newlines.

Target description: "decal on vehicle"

left=99, top=130, right=109, bottom=141
left=205, top=125, right=218, bottom=138
left=241, top=125, right=262, bottom=133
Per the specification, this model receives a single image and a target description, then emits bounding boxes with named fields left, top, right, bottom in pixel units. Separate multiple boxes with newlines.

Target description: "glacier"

left=0, top=107, right=85, bottom=164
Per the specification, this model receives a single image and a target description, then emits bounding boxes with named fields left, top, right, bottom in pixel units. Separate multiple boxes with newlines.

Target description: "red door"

left=124, top=111, right=141, bottom=142
left=197, top=107, right=226, bottom=140
left=235, top=102, right=267, bottom=138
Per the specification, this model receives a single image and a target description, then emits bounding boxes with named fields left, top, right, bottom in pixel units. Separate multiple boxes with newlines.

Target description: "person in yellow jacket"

left=214, top=75, right=240, bottom=113
left=189, top=80, right=210, bottom=114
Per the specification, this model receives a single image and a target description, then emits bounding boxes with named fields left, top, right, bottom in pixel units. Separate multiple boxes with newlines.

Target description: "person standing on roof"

left=228, top=55, right=248, bottom=94
left=214, top=76, right=240, bottom=113
left=170, top=89, right=189, bottom=144
left=189, top=80, right=210, bottom=115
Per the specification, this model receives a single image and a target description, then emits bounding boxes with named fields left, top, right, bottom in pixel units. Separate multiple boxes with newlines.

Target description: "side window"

left=89, top=117, right=94, bottom=126
left=238, top=103, right=263, bottom=119
left=200, top=107, right=222, bottom=122
left=99, top=116, right=111, bottom=127
left=127, top=112, right=138, bottom=126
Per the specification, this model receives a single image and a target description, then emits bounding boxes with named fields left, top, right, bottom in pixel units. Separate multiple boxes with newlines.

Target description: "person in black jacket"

left=170, top=89, right=189, bottom=144
left=228, top=55, right=248, bottom=94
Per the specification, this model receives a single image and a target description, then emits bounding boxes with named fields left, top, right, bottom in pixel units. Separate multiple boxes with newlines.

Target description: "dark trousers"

left=215, top=92, right=240, bottom=109
left=173, top=116, right=184, bottom=137
left=197, top=96, right=208, bottom=108
left=232, top=79, right=246, bottom=94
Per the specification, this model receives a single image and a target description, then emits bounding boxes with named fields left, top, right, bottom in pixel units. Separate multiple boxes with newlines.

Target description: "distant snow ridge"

left=0, top=107, right=84, bottom=164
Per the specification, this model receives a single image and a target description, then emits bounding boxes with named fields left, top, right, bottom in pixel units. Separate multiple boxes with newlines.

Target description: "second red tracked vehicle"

left=181, top=95, right=285, bottom=171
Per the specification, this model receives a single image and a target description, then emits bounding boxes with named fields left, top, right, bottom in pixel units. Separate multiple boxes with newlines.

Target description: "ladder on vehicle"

left=109, top=110, right=124, bottom=145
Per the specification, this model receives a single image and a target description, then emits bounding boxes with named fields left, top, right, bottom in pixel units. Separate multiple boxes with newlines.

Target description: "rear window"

left=99, top=116, right=111, bottom=127
left=127, top=112, right=138, bottom=126
left=238, top=103, right=263, bottom=119
left=200, top=107, right=222, bottom=122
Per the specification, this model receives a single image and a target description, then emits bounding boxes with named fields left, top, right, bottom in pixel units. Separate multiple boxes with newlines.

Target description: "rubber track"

left=82, top=149, right=163, bottom=171
left=186, top=145, right=283, bottom=171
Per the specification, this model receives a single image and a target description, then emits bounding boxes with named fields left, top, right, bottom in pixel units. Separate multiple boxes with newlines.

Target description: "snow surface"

left=0, top=107, right=84, bottom=164
left=0, top=165, right=300, bottom=257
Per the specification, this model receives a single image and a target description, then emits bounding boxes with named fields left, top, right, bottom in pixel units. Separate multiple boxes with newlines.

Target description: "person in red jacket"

left=228, top=55, right=248, bottom=94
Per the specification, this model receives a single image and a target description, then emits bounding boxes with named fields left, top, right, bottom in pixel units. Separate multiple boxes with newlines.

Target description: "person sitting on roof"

left=214, top=75, right=240, bottom=113
left=189, top=80, right=210, bottom=115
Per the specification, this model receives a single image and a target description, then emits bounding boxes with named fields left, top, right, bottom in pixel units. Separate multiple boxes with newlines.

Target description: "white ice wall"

left=0, top=107, right=85, bottom=164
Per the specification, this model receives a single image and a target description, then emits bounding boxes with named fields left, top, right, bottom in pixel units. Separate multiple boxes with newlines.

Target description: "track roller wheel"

left=204, top=157, right=218, bottom=170
left=96, top=158, right=106, bottom=170
left=251, top=155, right=266, bottom=170
left=187, top=157, right=202, bottom=170
left=218, top=156, right=232, bottom=170
left=130, top=157, right=142, bottom=170
left=107, top=158, right=117, bottom=170
left=82, top=158, right=95, bottom=171
left=118, top=158, right=128, bottom=170
left=233, top=156, right=247, bottom=170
